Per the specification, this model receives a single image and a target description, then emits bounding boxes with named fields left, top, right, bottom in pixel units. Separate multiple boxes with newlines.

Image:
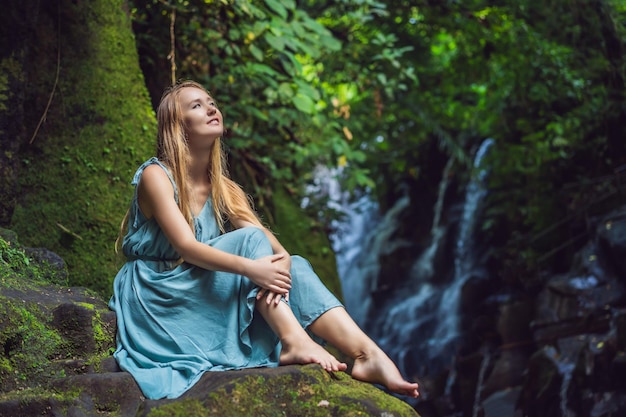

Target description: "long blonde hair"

left=116, top=80, right=262, bottom=253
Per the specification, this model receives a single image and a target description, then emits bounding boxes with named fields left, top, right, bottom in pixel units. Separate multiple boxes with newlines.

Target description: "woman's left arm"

left=231, top=218, right=292, bottom=303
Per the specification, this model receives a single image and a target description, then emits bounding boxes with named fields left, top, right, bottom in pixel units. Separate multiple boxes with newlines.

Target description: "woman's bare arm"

left=137, top=164, right=291, bottom=294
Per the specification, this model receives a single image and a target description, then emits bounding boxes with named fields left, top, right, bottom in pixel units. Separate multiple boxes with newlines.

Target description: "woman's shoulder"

left=132, top=158, right=178, bottom=199
left=131, top=157, right=168, bottom=185
left=135, top=161, right=178, bottom=219
left=139, top=163, right=175, bottom=193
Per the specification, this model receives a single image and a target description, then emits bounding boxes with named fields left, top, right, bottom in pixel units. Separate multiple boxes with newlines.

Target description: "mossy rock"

left=141, top=365, right=419, bottom=417
left=0, top=229, right=115, bottom=395
left=5, top=0, right=156, bottom=297
left=1, top=365, right=419, bottom=417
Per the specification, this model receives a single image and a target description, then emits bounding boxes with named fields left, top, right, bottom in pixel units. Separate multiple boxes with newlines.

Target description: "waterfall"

left=329, top=193, right=382, bottom=324
left=325, top=138, right=494, bottom=379
left=428, top=138, right=494, bottom=358
left=306, top=166, right=412, bottom=325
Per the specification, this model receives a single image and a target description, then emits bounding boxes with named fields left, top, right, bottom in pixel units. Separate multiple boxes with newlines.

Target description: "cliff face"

left=0, top=228, right=418, bottom=417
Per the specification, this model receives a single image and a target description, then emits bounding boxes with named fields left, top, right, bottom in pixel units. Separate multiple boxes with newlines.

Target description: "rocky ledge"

left=0, top=228, right=418, bottom=417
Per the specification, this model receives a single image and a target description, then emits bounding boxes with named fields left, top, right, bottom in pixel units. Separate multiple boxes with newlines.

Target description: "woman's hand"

left=255, top=253, right=292, bottom=305
left=272, top=252, right=291, bottom=274
left=244, top=253, right=291, bottom=295
left=256, top=289, right=285, bottom=305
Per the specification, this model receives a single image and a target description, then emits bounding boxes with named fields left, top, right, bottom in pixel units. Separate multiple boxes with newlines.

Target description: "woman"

left=109, top=80, right=419, bottom=400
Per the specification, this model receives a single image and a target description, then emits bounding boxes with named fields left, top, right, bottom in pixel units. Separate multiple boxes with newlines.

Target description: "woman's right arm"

left=137, top=164, right=291, bottom=294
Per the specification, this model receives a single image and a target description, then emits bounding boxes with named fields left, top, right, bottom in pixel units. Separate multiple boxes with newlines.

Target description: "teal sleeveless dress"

left=109, top=158, right=342, bottom=399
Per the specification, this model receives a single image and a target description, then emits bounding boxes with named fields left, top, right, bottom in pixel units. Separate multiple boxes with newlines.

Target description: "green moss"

left=0, top=233, right=59, bottom=290
left=146, top=368, right=417, bottom=417
left=76, top=302, right=95, bottom=310
left=10, top=0, right=156, bottom=297
left=0, top=230, right=116, bottom=389
left=0, top=386, right=80, bottom=404
left=75, top=302, right=113, bottom=351
left=147, top=399, right=212, bottom=417
left=92, top=308, right=114, bottom=354
left=0, top=297, right=65, bottom=392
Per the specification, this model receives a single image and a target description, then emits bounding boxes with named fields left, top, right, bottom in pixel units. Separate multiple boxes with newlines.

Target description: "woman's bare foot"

left=351, top=348, right=419, bottom=398
left=279, top=334, right=348, bottom=372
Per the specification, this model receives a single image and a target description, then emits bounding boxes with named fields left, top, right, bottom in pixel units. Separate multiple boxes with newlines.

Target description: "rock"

left=52, top=302, right=116, bottom=356
left=0, top=364, right=421, bottom=417
left=517, top=346, right=568, bottom=417
left=481, top=387, right=522, bottom=417
left=0, top=232, right=420, bottom=417
left=481, top=348, right=528, bottom=397
left=23, top=247, right=69, bottom=286
left=596, top=210, right=626, bottom=278
left=614, top=309, right=626, bottom=350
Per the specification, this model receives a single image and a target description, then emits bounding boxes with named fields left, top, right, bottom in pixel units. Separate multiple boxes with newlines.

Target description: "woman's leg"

left=255, top=299, right=348, bottom=372
left=308, top=307, right=420, bottom=398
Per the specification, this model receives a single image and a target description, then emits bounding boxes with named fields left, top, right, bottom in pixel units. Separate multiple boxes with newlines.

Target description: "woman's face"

left=179, top=87, right=224, bottom=147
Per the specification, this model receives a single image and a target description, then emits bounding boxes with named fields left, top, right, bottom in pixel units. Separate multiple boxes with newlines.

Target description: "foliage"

left=312, top=0, right=626, bottom=277
left=130, top=0, right=415, bottom=200
left=4, top=0, right=624, bottom=295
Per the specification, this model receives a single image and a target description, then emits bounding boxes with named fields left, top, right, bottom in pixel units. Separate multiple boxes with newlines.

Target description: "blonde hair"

left=116, top=80, right=262, bottom=253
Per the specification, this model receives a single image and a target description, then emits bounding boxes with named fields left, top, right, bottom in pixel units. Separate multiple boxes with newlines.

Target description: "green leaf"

left=248, top=106, right=270, bottom=121
left=292, top=94, right=315, bottom=114
left=282, top=0, right=296, bottom=10
left=264, top=0, right=288, bottom=19
left=265, top=33, right=286, bottom=51
left=290, top=20, right=306, bottom=38
left=295, top=79, right=320, bottom=101
left=278, top=82, right=294, bottom=100
left=249, top=44, right=264, bottom=61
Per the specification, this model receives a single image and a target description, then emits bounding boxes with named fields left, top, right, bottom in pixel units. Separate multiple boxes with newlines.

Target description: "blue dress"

left=109, top=158, right=343, bottom=399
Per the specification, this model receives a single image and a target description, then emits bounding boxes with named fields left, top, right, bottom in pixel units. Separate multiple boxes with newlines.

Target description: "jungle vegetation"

left=2, top=0, right=625, bottom=295
left=131, top=0, right=626, bottom=285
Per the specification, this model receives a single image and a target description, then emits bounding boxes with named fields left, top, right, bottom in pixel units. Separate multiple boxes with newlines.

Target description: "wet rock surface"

left=416, top=207, right=626, bottom=417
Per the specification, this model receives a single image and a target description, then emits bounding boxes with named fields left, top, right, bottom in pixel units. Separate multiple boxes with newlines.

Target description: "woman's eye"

left=192, top=103, right=200, bottom=109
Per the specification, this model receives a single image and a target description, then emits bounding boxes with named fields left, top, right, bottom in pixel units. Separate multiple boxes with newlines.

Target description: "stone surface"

left=0, top=232, right=420, bottom=417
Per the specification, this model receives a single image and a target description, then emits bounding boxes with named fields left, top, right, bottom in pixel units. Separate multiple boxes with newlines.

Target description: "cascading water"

left=326, top=138, right=494, bottom=380
left=328, top=192, right=382, bottom=324
left=428, top=138, right=494, bottom=359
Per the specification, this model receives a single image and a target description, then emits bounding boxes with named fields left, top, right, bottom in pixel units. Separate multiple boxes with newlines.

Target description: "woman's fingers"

left=265, top=290, right=283, bottom=305
left=256, top=288, right=287, bottom=305
left=265, top=292, right=282, bottom=305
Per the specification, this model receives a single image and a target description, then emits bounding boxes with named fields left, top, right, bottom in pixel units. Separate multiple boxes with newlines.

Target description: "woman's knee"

left=209, top=227, right=271, bottom=257
left=241, top=227, right=272, bottom=257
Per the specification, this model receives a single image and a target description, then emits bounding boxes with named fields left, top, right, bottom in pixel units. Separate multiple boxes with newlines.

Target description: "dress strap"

left=129, top=158, right=180, bottom=229
left=131, top=157, right=179, bottom=203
